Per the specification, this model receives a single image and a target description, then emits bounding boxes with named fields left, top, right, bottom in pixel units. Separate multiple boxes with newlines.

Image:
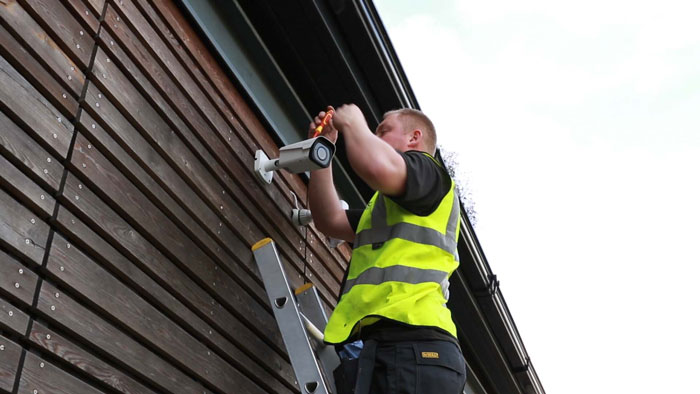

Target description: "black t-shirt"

left=343, top=150, right=457, bottom=344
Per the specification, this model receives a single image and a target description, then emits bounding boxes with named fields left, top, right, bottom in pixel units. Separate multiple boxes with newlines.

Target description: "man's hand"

left=332, top=104, right=369, bottom=135
left=309, top=106, right=338, bottom=143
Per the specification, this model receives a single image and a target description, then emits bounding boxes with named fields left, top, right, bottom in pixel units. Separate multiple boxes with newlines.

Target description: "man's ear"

left=408, top=129, right=422, bottom=148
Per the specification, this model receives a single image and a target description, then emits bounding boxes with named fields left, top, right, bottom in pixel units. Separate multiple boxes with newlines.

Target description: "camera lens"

left=316, top=145, right=329, bottom=161
left=310, top=137, right=335, bottom=168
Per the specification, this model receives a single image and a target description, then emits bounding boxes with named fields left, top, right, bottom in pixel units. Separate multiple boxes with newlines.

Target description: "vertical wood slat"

left=0, top=295, right=30, bottom=336
left=0, top=334, right=23, bottom=393
left=0, top=23, right=79, bottom=119
left=18, top=352, right=104, bottom=394
left=52, top=205, right=297, bottom=391
left=18, top=0, right=95, bottom=69
left=0, top=110, right=64, bottom=193
left=0, top=188, right=50, bottom=267
left=28, top=322, right=160, bottom=394
left=35, top=280, right=209, bottom=394
left=0, top=54, right=74, bottom=160
left=0, top=0, right=84, bottom=96
left=0, top=249, right=39, bottom=306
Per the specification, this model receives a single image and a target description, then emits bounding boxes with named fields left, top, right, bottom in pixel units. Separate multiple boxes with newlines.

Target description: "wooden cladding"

left=0, top=0, right=352, bottom=393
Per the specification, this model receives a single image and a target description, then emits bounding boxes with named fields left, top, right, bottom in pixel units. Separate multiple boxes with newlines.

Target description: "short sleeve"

left=345, top=209, right=364, bottom=233
left=388, top=151, right=451, bottom=216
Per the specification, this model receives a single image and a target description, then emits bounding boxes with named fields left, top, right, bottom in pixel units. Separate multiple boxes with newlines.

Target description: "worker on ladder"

left=308, top=104, right=467, bottom=394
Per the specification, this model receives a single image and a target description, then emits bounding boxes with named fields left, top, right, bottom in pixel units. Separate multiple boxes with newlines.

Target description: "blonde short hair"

left=383, top=108, right=437, bottom=155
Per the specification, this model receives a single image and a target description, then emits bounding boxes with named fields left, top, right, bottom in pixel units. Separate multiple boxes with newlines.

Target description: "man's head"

left=376, top=109, right=437, bottom=155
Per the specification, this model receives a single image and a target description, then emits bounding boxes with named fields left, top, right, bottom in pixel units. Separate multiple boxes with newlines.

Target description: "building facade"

left=0, top=0, right=544, bottom=393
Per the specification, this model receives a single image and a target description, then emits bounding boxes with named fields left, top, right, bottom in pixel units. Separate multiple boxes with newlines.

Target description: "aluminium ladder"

left=251, top=238, right=340, bottom=394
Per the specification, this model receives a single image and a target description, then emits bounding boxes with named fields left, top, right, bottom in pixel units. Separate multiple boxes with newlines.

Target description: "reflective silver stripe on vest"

left=355, top=191, right=461, bottom=257
left=342, top=265, right=449, bottom=296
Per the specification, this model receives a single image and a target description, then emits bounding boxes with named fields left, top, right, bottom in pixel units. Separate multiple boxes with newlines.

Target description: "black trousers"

left=336, top=340, right=467, bottom=394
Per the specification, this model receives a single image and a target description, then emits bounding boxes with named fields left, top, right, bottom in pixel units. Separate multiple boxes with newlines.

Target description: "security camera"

left=255, top=136, right=336, bottom=184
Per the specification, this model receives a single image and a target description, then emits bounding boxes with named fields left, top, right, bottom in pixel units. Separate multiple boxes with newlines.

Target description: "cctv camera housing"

left=254, top=136, right=336, bottom=184
left=273, top=136, right=335, bottom=173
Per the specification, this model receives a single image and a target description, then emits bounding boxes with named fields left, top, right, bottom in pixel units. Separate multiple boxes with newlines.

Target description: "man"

left=308, top=104, right=466, bottom=394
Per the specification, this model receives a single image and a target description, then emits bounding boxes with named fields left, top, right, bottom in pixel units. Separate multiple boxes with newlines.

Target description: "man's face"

left=376, top=114, right=410, bottom=152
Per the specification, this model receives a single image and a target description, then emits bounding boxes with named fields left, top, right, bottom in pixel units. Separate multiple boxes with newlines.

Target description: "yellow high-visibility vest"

left=324, top=156, right=460, bottom=344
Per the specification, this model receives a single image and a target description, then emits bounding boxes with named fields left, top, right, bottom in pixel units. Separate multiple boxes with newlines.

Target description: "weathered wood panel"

left=0, top=54, right=74, bottom=159
left=95, top=14, right=341, bottom=304
left=47, top=233, right=278, bottom=394
left=0, top=23, right=79, bottom=118
left=83, top=0, right=104, bottom=17
left=18, top=351, right=104, bottom=394
left=0, top=294, right=29, bottom=336
left=78, top=89, right=258, bottom=297
left=113, top=0, right=347, bottom=289
left=52, top=206, right=297, bottom=391
left=0, top=188, right=50, bottom=267
left=35, top=280, right=209, bottom=394
left=0, top=249, right=39, bottom=306
left=148, top=0, right=352, bottom=270
left=29, top=321, right=160, bottom=394
left=62, top=0, right=100, bottom=35
left=0, top=334, right=22, bottom=393
left=0, top=110, right=63, bottom=193
left=90, top=34, right=272, bottom=282
left=0, top=154, right=55, bottom=217
left=0, top=0, right=84, bottom=96
left=59, top=172, right=288, bottom=356
left=19, top=0, right=95, bottom=69
left=68, top=132, right=278, bottom=336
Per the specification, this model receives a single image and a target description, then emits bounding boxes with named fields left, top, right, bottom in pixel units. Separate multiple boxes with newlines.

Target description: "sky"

left=374, top=1, right=700, bottom=393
